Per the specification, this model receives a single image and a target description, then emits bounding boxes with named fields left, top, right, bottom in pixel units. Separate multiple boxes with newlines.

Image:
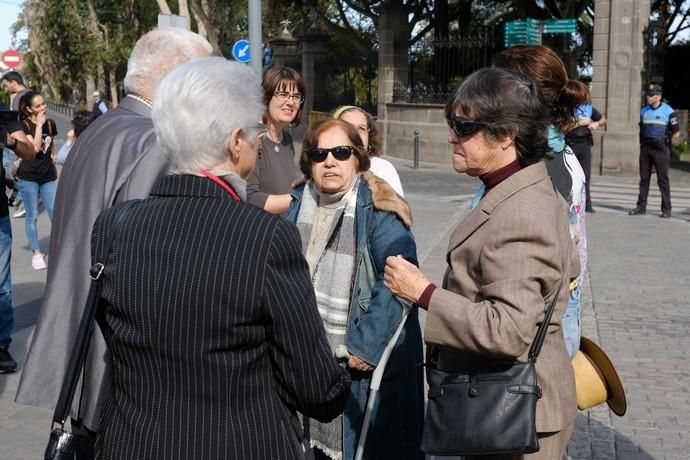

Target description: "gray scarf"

left=295, top=176, right=360, bottom=460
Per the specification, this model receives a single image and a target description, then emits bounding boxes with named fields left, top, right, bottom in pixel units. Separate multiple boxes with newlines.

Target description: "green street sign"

left=543, top=19, right=577, bottom=34
left=504, top=20, right=542, bottom=47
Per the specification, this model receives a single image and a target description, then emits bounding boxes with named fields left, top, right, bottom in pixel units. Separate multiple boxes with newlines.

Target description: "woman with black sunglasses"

left=384, top=68, right=580, bottom=459
left=247, top=66, right=305, bottom=215
left=286, top=118, right=424, bottom=460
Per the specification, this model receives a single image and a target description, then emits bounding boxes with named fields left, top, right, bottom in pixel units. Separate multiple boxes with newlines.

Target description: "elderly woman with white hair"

left=90, top=57, right=350, bottom=460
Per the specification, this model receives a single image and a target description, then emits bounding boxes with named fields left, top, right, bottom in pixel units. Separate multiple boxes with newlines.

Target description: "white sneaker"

left=13, top=205, right=26, bottom=218
left=32, top=253, right=47, bottom=270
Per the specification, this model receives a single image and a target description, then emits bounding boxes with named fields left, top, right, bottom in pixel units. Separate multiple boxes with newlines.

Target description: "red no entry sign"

left=2, top=49, right=23, bottom=69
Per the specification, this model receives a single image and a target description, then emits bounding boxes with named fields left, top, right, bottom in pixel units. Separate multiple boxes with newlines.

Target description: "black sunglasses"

left=308, top=145, right=355, bottom=163
left=450, top=116, right=486, bottom=137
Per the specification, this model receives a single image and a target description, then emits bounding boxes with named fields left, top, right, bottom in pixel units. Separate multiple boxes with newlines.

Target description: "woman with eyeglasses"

left=384, top=68, right=580, bottom=459
left=286, top=118, right=424, bottom=460
left=247, top=66, right=305, bottom=214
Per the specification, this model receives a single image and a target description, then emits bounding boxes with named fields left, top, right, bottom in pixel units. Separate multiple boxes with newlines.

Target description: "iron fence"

left=394, top=29, right=495, bottom=104
left=46, top=100, right=75, bottom=119
left=643, top=19, right=665, bottom=88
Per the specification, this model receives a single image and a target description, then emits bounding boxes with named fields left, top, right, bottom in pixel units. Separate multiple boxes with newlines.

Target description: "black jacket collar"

left=150, top=174, right=232, bottom=199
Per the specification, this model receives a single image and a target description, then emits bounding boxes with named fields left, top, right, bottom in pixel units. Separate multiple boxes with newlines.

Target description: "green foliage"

left=13, top=0, right=159, bottom=102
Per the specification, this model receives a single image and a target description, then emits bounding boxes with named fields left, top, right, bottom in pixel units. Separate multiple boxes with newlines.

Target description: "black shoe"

left=628, top=207, right=646, bottom=216
left=586, top=207, right=595, bottom=214
left=0, top=348, right=17, bottom=373
left=660, top=211, right=672, bottom=218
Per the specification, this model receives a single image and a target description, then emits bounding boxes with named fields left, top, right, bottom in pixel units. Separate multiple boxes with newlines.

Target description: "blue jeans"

left=17, top=179, right=56, bottom=252
left=562, top=287, right=582, bottom=359
left=0, top=217, right=13, bottom=349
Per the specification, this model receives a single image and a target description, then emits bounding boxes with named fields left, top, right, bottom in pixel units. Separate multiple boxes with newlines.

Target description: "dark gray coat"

left=15, top=96, right=169, bottom=429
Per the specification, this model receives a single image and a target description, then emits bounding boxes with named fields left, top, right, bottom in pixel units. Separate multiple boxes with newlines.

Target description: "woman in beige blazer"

left=384, top=67, right=580, bottom=459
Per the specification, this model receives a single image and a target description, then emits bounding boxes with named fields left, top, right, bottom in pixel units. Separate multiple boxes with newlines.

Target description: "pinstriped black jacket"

left=91, top=174, right=350, bottom=460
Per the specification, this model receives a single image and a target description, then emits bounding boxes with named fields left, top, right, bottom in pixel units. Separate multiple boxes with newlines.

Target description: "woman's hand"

left=347, top=355, right=374, bottom=372
left=36, top=111, right=47, bottom=126
left=384, top=255, right=431, bottom=304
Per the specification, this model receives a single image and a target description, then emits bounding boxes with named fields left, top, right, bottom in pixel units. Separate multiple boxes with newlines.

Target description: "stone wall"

left=591, top=0, right=650, bottom=176
left=380, top=102, right=450, bottom=164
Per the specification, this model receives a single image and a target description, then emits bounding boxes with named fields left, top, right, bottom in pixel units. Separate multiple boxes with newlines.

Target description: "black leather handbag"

left=420, top=280, right=564, bottom=457
left=44, top=201, right=138, bottom=460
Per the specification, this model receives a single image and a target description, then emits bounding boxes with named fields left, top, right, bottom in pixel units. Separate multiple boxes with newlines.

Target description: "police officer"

left=629, top=83, right=680, bottom=218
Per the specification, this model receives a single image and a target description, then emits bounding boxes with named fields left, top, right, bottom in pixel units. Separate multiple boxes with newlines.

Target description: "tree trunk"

left=157, top=0, right=172, bottom=14
left=178, top=0, right=190, bottom=21
left=86, top=79, right=96, bottom=109
left=86, top=0, right=106, bottom=93
left=189, top=0, right=222, bottom=54
left=193, top=0, right=209, bottom=37
left=109, top=68, right=119, bottom=108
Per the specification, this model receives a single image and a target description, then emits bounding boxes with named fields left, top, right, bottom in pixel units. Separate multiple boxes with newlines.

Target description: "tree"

left=652, top=0, right=690, bottom=45
left=14, top=0, right=159, bottom=105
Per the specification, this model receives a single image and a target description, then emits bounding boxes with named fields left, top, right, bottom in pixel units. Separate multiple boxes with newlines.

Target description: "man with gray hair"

left=15, top=27, right=213, bottom=454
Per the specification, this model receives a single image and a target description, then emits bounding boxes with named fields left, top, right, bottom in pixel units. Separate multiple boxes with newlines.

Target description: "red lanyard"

left=197, top=169, right=240, bottom=201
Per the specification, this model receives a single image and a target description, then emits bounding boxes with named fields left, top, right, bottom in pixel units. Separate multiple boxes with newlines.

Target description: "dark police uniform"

left=636, top=98, right=679, bottom=214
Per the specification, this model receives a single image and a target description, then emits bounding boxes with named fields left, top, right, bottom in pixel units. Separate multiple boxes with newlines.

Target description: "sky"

left=1, top=0, right=23, bottom=54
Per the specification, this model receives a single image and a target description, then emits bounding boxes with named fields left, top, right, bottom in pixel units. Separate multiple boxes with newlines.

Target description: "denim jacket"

left=287, top=171, right=424, bottom=460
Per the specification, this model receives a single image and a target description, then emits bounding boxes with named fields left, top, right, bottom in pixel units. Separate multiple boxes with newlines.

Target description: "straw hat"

left=572, top=336, right=627, bottom=416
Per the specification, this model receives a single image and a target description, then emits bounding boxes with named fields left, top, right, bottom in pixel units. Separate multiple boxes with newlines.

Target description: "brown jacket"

left=425, top=161, right=579, bottom=433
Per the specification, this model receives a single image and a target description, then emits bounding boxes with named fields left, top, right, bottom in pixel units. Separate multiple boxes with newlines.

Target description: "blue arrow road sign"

left=232, top=39, right=250, bottom=63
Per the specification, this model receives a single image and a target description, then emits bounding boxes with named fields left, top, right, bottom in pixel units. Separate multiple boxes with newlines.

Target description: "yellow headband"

left=332, top=105, right=361, bottom=120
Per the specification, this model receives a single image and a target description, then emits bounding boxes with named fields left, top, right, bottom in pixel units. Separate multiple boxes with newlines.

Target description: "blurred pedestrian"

left=629, top=83, right=680, bottom=218
left=91, top=91, right=108, bottom=120
left=566, top=101, right=607, bottom=213
left=92, top=56, right=350, bottom=460
left=333, top=105, right=404, bottom=196
left=2, top=71, right=30, bottom=212
left=247, top=66, right=304, bottom=214
left=1, top=71, right=29, bottom=111
left=384, top=67, right=580, bottom=460
left=56, top=110, right=92, bottom=166
left=287, top=119, right=424, bottom=460
left=16, top=90, right=58, bottom=270
left=16, top=27, right=213, bottom=457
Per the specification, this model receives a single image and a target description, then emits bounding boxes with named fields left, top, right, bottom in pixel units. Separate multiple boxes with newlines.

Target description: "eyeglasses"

left=308, top=145, right=354, bottom=163
left=274, top=91, right=304, bottom=104
left=645, top=92, right=661, bottom=97
left=449, top=116, right=486, bottom=138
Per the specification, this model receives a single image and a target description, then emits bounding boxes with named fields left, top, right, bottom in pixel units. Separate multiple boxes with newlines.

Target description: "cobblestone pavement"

left=1, top=120, right=689, bottom=458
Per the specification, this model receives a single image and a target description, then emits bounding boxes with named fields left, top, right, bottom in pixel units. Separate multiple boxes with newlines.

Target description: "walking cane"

left=353, top=299, right=413, bottom=460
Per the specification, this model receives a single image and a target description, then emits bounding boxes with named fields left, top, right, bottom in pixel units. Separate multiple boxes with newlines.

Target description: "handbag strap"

left=51, top=199, right=139, bottom=426
left=528, top=238, right=568, bottom=362
left=527, top=277, right=564, bottom=362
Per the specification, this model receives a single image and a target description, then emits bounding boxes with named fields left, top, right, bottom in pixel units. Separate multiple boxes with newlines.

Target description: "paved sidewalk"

left=1, top=149, right=689, bottom=458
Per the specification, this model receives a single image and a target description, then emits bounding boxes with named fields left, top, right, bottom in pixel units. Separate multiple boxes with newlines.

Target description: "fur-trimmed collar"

left=362, top=171, right=413, bottom=228
left=292, top=171, right=413, bottom=228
